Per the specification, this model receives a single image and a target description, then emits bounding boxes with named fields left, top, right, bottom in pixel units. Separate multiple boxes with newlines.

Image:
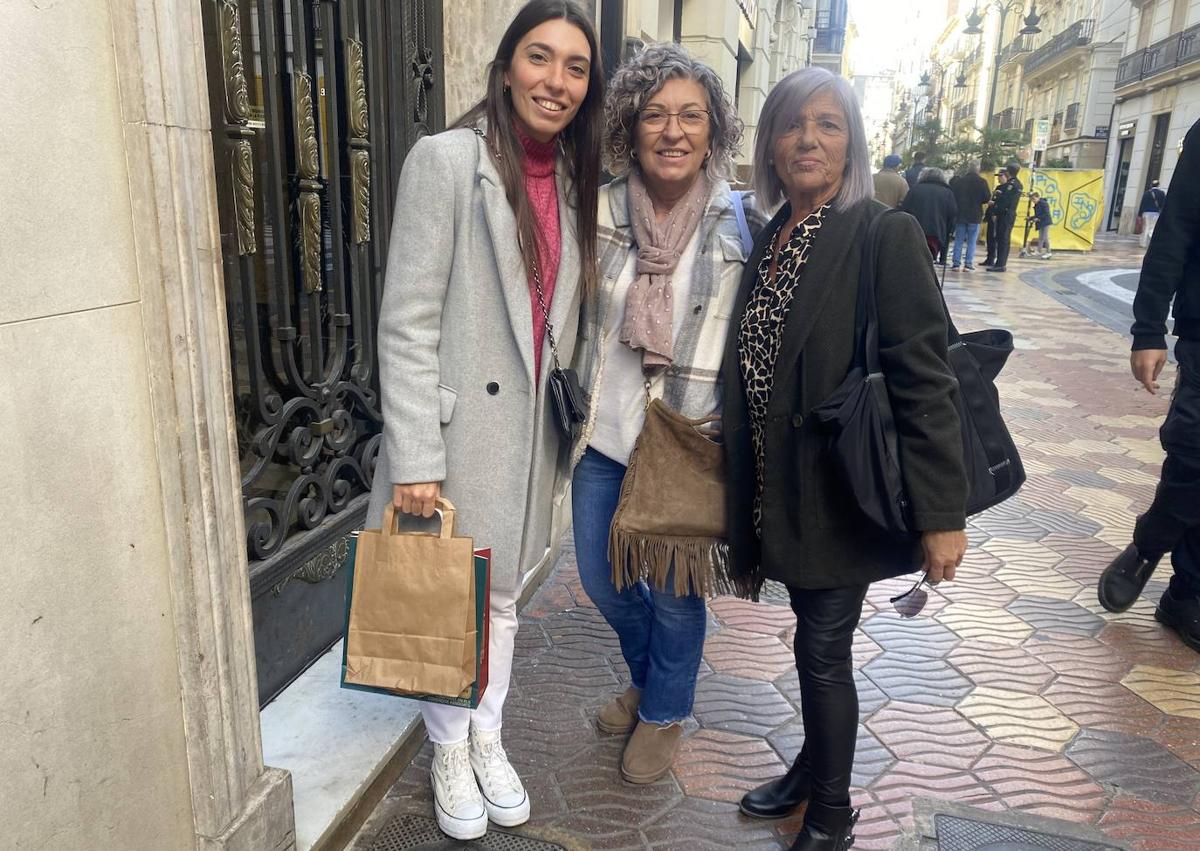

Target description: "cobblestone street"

left=355, top=243, right=1200, bottom=850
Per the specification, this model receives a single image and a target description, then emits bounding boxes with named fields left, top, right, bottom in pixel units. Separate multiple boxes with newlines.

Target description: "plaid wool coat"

left=569, top=174, right=768, bottom=467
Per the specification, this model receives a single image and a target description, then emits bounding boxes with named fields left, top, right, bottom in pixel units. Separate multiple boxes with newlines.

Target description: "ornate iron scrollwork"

left=412, top=46, right=435, bottom=130
left=219, top=0, right=255, bottom=255
left=293, top=72, right=322, bottom=291
left=270, top=536, right=350, bottom=596
left=347, top=38, right=371, bottom=245
left=232, top=138, right=257, bottom=255
left=218, top=0, right=251, bottom=124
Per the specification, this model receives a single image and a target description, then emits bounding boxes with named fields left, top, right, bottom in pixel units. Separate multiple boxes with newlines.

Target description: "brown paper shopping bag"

left=343, top=498, right=477, bottom=698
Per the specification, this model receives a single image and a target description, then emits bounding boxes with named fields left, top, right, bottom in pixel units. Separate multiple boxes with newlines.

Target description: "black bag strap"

left=853, top=209, right=903, bottom=374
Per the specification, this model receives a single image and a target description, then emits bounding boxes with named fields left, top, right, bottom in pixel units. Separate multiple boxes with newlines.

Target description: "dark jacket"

left=992, top=176, right=1023, bottom=218
left=1139, top=186, right=1166, bottom=215
left=901, top=180, right=958, bottom=244
left=1031, top=198, right=1052, bottom=228
left=949, top=171, right=991, bottom=224
left=903, top=162, right=926, bottom=189
left=1133, top=118, right=1200, bottom=348
left=721, top=200, right=967, bottom=593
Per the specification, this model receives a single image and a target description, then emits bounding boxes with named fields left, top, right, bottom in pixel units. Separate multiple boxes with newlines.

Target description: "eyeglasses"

left=639, top=108, right=711, bottom=130
left=889, top=572, right=937, bottom=618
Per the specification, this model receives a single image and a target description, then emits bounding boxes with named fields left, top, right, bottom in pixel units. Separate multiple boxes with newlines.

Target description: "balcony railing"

left=1116, top=23, right=1200, bottom=88
left=963, top=44, right=983, bottom=68
left=1064, top=102, right=1080, bottom=131
left=1000, top=34, right=1034, bottom=66
left=1024, top=19, right=1095, bottom=76
left=813, top=28, right=845, bottom=55
left=993, top=107, right=1024, bottom=131
left=953, top=101, right=977, bottom=125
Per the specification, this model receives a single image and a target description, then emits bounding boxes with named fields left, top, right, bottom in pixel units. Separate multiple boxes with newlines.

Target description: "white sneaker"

left=431, top=739, right=488, bottom=840
left=469, top=725, right=530, bottom=827
left=1041, top=252, right=1053, bottom=259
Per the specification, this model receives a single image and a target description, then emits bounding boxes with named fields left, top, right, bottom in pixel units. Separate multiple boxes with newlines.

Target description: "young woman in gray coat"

left=365, top=0, right=603, bottom=840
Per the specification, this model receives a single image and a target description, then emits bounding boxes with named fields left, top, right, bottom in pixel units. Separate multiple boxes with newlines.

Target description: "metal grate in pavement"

left=368, top=814, right=567, bottom=851
left=933, top=814, right=1122, bottom=851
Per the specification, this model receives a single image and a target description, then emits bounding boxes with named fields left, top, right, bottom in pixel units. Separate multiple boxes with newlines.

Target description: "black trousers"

left=994, top=213, right=1016, bottom=268
left=1134, top=338, right=1200, bottom=598
left=786, top=583, right=869, bottom=805
left=984, top=214, right=997, bottom=263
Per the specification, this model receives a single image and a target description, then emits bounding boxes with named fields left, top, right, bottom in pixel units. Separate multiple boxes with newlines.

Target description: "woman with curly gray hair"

left=568, top=42, right=765, bottom=784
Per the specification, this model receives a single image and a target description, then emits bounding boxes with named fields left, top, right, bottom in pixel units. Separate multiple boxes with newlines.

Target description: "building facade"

left=1018, top=0, right=1124, bottom=169
left=1105, top=0, right=1200, bottom=232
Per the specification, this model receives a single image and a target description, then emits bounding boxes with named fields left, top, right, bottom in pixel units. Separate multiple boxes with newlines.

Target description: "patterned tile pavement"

left=353, top=249, right=1200, bottom=850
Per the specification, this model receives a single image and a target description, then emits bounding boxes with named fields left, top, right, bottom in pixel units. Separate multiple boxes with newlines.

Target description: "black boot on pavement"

left=1156, top=587, right=1200, bottom=652
left=788, top=801, right=858, bottom=851
left=740, top=753, right=811, bottom=819
left=1098, top=543, right=1161, bottom=613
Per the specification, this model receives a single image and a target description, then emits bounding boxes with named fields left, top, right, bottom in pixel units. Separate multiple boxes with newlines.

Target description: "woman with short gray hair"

left=722, top=67, right=968, bottom=850
left=570, top=42, right=765, bottom=784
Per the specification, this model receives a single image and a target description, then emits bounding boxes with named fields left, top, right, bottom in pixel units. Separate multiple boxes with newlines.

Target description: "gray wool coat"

left=366, top=127, right=583, bottom=594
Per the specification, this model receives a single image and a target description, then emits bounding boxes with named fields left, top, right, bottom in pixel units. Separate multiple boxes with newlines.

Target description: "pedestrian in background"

left=987, top=163, right=1023, bottom=272
left=903, top=150, right=926, bottom=188
left=724, top=67, right=967, bottom=851
left=368, top=0, right=604, bottom=839
left=901, top=166, right=957, bottom=262
left=873, top=153, right=908, bottom=208
left=569, top=43, right=763, bottom=785
left=949, top=160, right=990, bottom=271
left=1140, top=178, right=1167, bottom=249
left=1098, top=117, right=1200, bottom=655
left=1029, top=191, right=1053, bottom=259
left=982, top=169, right=1008, bottom=267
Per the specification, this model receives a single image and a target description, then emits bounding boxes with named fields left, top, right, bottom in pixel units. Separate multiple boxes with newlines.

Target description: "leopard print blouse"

left=736, top=205, right=828, bottom=534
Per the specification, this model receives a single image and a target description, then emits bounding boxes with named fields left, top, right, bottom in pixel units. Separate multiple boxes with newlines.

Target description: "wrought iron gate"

left=200, top=0, right=444, bottom=705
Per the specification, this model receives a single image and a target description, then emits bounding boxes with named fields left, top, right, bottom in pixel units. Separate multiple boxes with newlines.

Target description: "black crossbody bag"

left=813, top=209, right=1025, bottom=538
left=531, top=259, right=587, bottom=442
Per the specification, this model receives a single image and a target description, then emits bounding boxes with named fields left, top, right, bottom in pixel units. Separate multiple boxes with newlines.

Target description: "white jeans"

left=1141, top=212, right=1160, bottom=248
left=421, top=584, right=519, bottom=744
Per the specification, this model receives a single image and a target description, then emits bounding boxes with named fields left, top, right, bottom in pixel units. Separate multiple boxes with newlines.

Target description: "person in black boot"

left=723, top=67, right=969, bottom=850
left=982, top=170, right=1007, bottom=266
left=987, top=163, right=1022, bottom=272
left=1097, top=118, right=1200, bottom=654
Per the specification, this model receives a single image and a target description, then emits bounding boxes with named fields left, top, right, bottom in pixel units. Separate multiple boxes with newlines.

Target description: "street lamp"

left=963, top=0, right=1041, bottom=129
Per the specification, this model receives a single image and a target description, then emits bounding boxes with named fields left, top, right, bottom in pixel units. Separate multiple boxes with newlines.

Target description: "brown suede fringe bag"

left=608, top=398, right=732, bottom=597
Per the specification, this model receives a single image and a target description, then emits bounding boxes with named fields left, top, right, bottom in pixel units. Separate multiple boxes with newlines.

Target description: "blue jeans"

left=951, top=222, right=981, bottom=268
left=572, top=448, right=708, bottom=723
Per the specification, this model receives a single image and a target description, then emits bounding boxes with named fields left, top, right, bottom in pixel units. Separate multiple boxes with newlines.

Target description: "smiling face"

left=504, top=19, right=592, bottom=144
left=633, top=77, right=712, bottom=202
left=771, top=88, right=849, bottom=207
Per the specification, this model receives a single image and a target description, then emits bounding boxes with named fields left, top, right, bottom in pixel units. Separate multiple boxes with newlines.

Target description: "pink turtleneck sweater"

left=518, top=129, right=561, bottom=380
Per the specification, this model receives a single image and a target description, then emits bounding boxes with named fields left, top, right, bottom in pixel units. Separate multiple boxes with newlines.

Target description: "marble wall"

left=0, top=1, right=195, bottom=846
left=442, top=0, right=532, bottom=122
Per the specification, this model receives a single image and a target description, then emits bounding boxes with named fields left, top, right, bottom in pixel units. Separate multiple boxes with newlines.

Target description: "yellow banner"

left=986, top=168, right=1107, bottom=252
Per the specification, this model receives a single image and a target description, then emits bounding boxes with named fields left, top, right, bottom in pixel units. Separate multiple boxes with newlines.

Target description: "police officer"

left=987, top=163, right=1023, bottom=272
left=982, top=170, right=1007, bottom=267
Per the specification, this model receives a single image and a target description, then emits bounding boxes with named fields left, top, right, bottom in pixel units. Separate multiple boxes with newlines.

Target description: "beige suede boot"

left=620, top=720, right=683, bottom=784
left=596, top=686, right=641, bottom=735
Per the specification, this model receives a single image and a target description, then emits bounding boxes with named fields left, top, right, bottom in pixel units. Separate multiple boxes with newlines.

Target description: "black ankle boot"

left=739, top=754, right=811, bottom=819
left=788, top=801, right=859, bottom=851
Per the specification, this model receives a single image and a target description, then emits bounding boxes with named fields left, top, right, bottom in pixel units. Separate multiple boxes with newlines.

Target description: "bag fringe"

left=608, top=527, right=737, bottom=598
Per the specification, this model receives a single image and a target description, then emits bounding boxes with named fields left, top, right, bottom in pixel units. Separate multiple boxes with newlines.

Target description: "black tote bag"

left=813, top=210, right=1025, bottom=538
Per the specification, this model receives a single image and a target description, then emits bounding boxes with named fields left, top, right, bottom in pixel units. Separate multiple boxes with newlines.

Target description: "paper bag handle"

left=381, top=497, right=457, bottom=538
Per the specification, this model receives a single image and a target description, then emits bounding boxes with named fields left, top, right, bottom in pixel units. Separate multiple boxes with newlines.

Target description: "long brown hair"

left=451, top=0, right=603, bottom=295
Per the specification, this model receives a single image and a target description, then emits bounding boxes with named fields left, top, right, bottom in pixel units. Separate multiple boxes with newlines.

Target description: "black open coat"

left=721, top=199, right=967, bottom=593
